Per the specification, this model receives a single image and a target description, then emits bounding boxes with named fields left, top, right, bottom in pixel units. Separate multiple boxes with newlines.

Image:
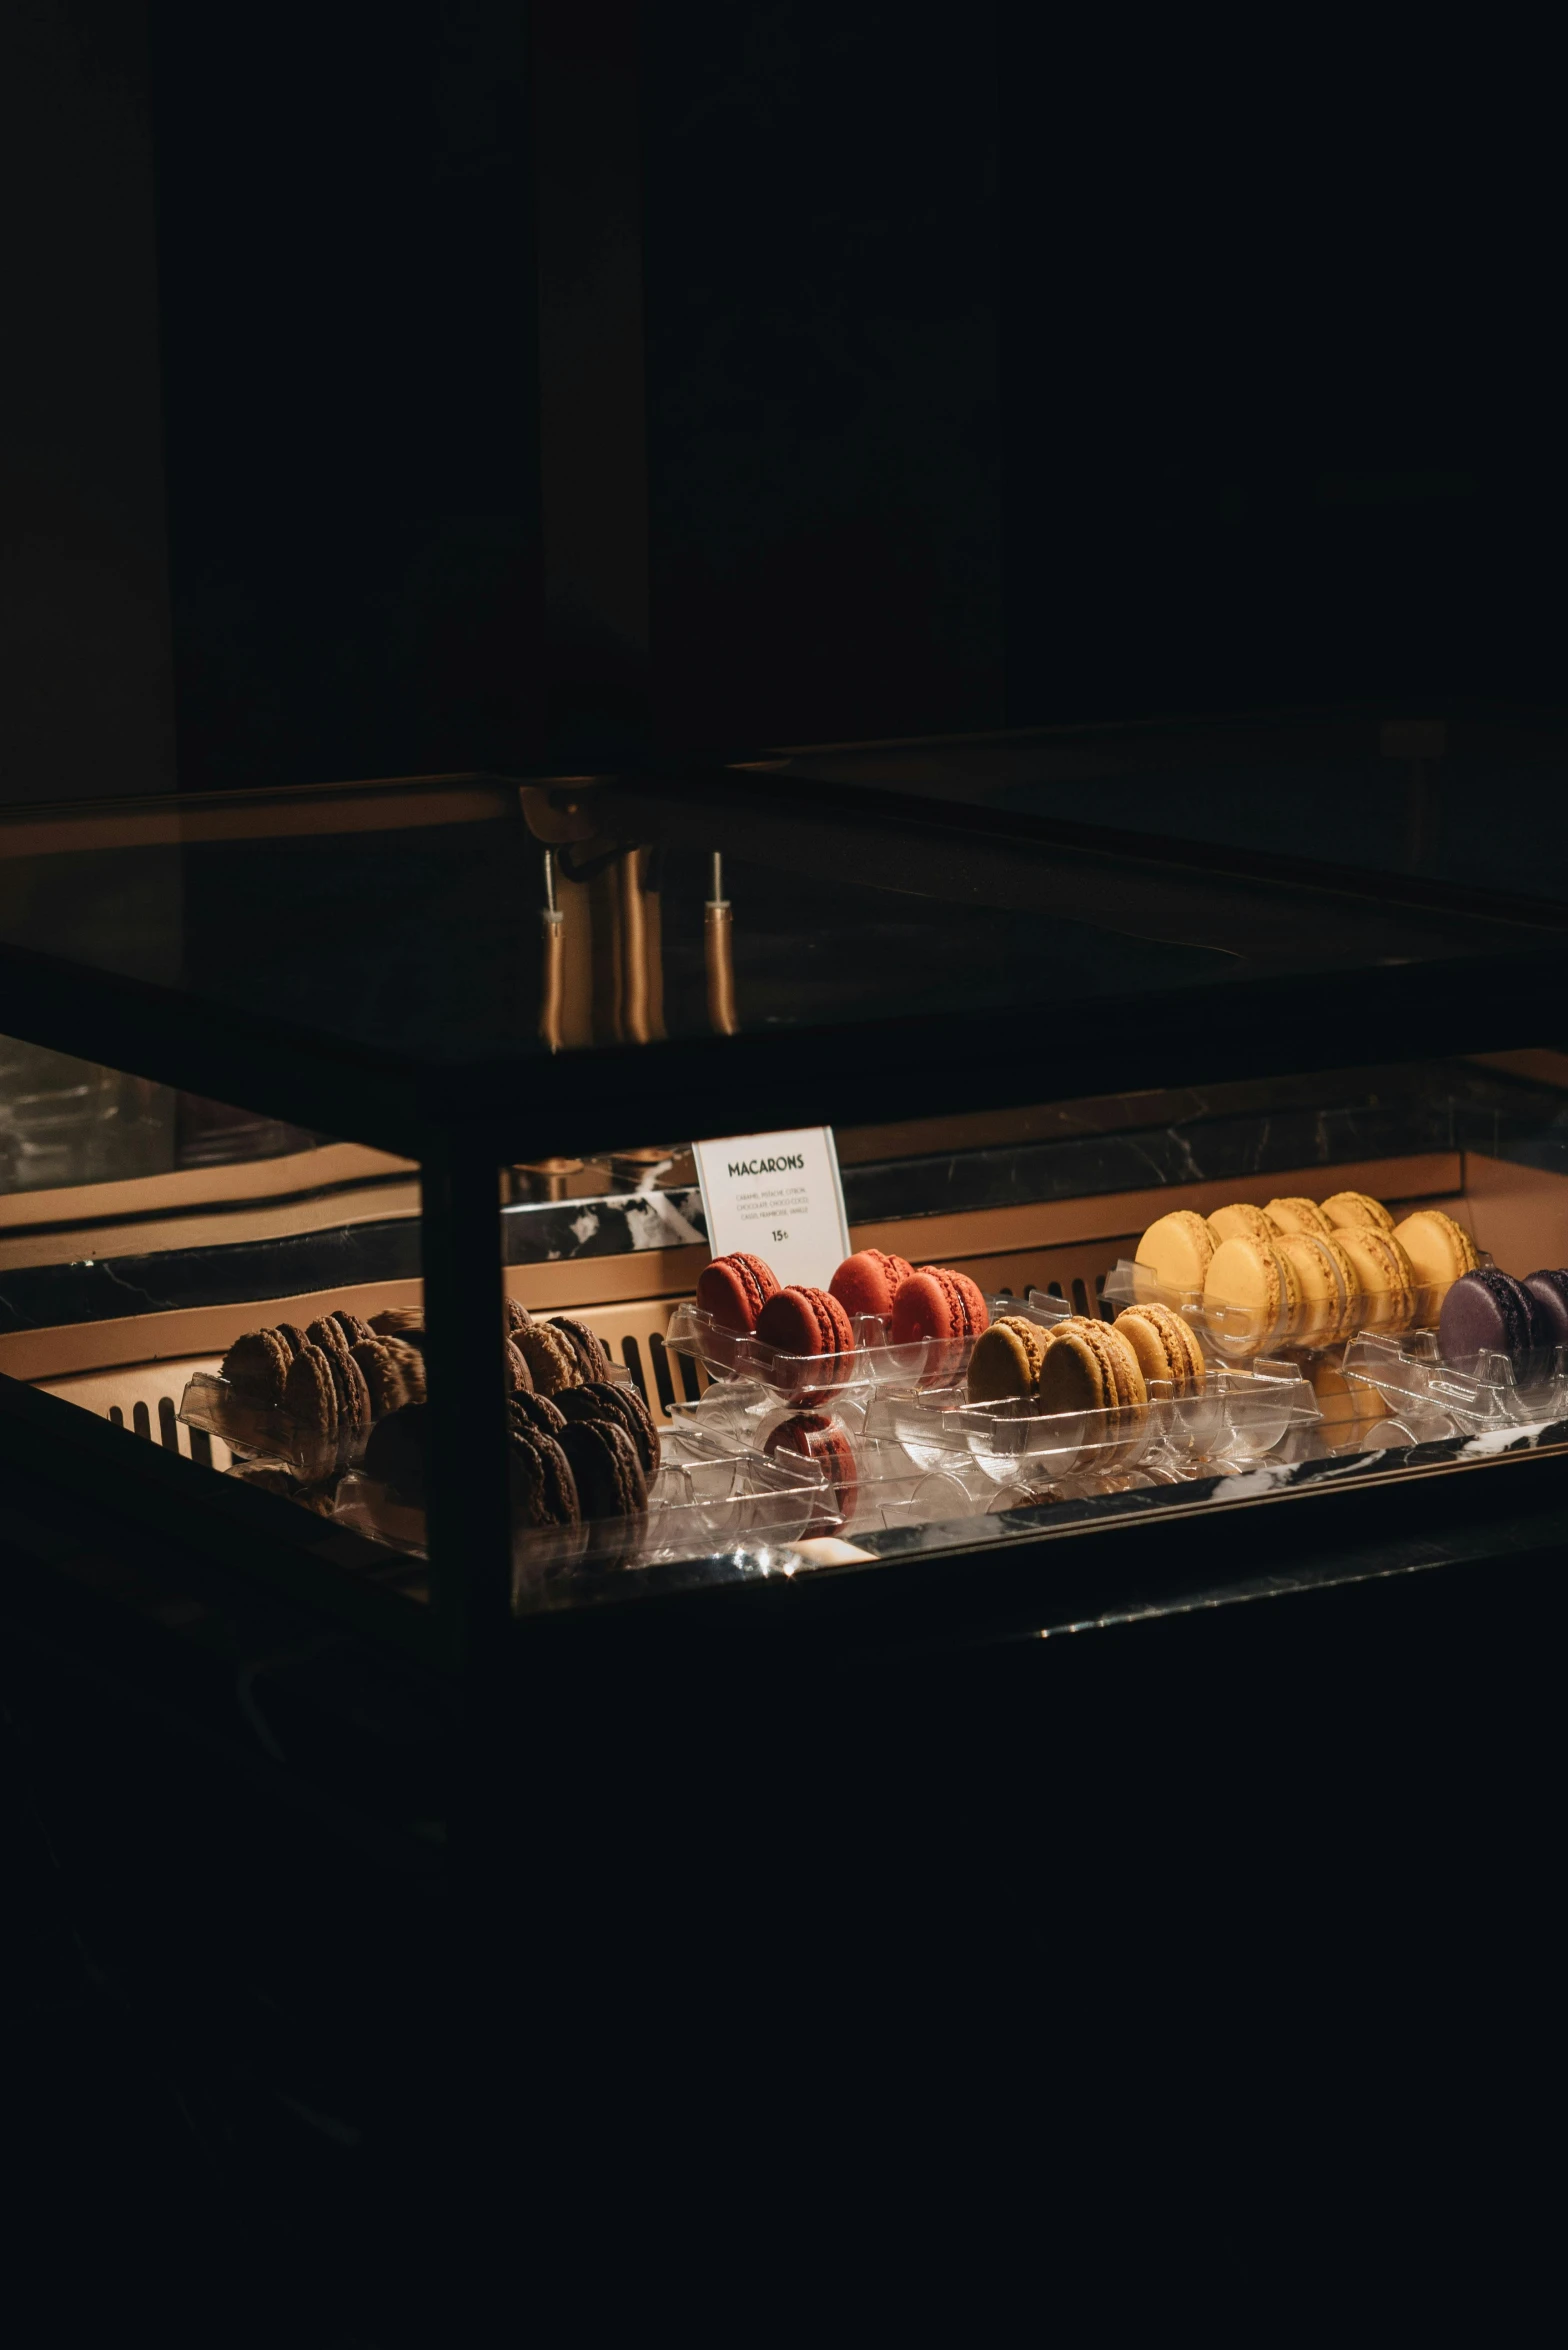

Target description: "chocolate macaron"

left=556, top=1379, right=661, bottom=1475
left=555, top=1418, right=647, bottom=1522
left=223, top=1327, right=294, bottom=1407
left=508, top=1422, right=581, bottom=1530
left=364, top=1402, right=428, bottom=1505
left=509, top=1390, right=569, bottom=1440
left=370, top=1306, right=426, bottom=1350
left=282, top=1344, right=340, bottom=1445
left=306, top=1314, right=372, bottom=1433
left=351, top=1336, right=425, bottom=1419
left=549, top=1316, right=612, bottom=1383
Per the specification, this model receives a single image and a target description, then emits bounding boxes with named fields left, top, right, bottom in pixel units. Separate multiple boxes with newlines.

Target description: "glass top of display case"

left=3, top=730, right=1567, bottom=1160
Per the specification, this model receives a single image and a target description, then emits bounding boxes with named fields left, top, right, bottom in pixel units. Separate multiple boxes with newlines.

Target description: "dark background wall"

left=4, top=5, right=1559, bottom=800
left=642, top=2, right=1004, bottom=754
left=0, top=1, right=174, bottom=803
left=147, top=1, right=540, bottom=792
left=998, top=12, right=1562, bottom=725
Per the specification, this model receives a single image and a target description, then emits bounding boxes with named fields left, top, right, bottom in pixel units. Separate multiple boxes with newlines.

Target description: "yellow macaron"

left=1266, top=1196, right=1334, bottom=1238
left=1135, top=1210, right=1216, bottom=1295
left=1392, top=1209, right=1479, bottom=1309
left=1321, top=1190, right=1395, bottom=1233
left=1203, top=1235, right=1300, bottom=1346
left=1332, top=1224, right=1416, bottom=1330
left=1273, top=1232, right=1342, bottom=1346
left=1207, top=1202, right=1279, bottom=1246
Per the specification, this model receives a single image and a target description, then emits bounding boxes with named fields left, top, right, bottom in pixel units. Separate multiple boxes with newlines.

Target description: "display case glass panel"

left=5, top=748, right=1568, bottom=1655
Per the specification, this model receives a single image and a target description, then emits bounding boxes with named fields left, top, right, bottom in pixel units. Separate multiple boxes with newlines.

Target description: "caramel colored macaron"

left=1274, top=1233, right=1342, bottom=1347
left=1319, top=1233, right=1364, bottom=1342
left=1135, top=1210, right=1216, bottom=1294
left=967, top=1314, right=1054, bottom=1404
left=1332, top=1224, right=1416, bottom=1330
left=1037, top=1319, right=1148, bottom=1416
left=1114, top=1302, right=1205, bottom=1395
left=1203, top=1236, right=1299, bottom=1341
left=515, top=1320, right=582, bottom=1395
left=1207, top=1202, right=1279, bottom=1246
left=1266, top=1196, right=1334, bottom=1239
left=1392, top=1209, right=1479, bottom=1304
left=1321, top=1191, right=1395, bottom=1233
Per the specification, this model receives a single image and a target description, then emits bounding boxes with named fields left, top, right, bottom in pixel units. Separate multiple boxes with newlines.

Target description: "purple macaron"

left=1523, top=1268, right=1568, bottom=1361
left=1438, top=1268, right=1549, bottom=1378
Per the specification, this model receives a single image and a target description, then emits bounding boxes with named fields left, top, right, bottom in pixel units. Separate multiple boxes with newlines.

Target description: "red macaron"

left=695, top=1250, right=781, bottom=1334
left=889, top=1265, right=990, bottom=1380
left=754, top=1283, right=856, bottom=1406
left=829, top=1248, right=915, bottom=1325
left=765, top=1411, right=858, bottom=1528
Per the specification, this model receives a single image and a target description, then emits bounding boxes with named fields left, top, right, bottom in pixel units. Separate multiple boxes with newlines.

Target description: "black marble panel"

left=4, top=1054, right=1565, bottom=1332
left=0, top=1220, right=420, bottom=1333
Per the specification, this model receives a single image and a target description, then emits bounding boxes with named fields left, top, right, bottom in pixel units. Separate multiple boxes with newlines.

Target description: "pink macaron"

left=695, top=1251, right=781, bottom=1334
left=829, top=1248, right=915, bottom=1325
left=765, top=1410, right=858, bottom=1528
left=889, top=1266, right=990, bottom=1381
left=754, top=1284, right=856, bottom=1406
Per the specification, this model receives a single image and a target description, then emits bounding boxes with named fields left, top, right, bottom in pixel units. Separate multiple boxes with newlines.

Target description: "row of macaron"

left=363, top=1384, right=661, bottom=1539
left=695, top=1247, right=988, bottom=1369
left=218, top=1300, right=663, bottom=1536
left=1137, top=1193, right=1480, bottom=1344
left=220, top=1298, right=628, bottom=1439
left=966, top=1301, right=1204, bottom=1414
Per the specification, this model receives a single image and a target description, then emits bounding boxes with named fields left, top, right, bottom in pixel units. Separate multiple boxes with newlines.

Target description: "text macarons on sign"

left=691, top=1126, right=851, bottom=1292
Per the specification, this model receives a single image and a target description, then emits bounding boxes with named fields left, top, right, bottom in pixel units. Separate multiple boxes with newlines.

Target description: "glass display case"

left=5, top=725, right=1568, bottom=1672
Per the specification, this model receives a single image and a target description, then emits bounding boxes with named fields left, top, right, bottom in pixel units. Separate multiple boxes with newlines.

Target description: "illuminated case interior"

left=4, top=717, right=1568, bottom=1671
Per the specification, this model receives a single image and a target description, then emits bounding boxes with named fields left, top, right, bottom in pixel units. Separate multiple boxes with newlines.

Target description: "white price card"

left=691, top=1127, right=851, bottom=1291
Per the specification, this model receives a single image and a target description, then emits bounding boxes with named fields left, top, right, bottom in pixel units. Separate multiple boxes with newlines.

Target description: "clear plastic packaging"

left=662, top=1295, right=995, bottom=1409
left=336, top=1426, right=829, bottom=1582
left=864, top=1353, right=1317, bottom=1490
left=1340, top=1327, right=1568, bottom=1445
left=179, top=1369, right=354, bottom=1480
